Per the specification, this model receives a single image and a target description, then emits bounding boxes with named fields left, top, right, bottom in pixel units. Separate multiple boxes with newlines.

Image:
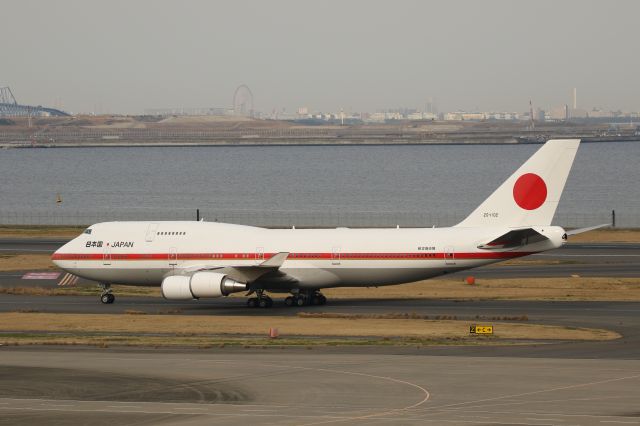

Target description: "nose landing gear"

left=99, top=283, right=115, bottom=304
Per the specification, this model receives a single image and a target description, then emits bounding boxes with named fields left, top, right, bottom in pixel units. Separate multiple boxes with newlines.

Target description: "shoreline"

left=3, top=137, right=640, bottom=149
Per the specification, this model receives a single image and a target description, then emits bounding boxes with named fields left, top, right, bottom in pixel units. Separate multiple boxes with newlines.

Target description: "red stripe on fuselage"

left=51, top=251, right=535, bottom=261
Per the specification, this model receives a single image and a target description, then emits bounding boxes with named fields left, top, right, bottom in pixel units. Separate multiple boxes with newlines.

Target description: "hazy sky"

left=2, top=0, right=639, bottom=114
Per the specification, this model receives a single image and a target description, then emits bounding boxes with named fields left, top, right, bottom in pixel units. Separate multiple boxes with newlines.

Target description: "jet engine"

left=161, top=272, right=246, bottom=300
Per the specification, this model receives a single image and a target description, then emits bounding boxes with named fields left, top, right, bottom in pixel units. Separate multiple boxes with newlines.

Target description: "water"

left=0, top=142, right=638, bottom=227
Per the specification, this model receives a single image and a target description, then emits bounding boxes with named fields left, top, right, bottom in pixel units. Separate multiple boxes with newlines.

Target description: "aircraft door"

left=103, top=246, right=111, bottom=266
left=145, top=223, right=159, bottom=242
left=169, top=247, right=178, bottom=268
left=444, top=246, right=456, bottom=265
left=331, top=246, right=341, bottom=265
left=255, top=247, right=264, bottom=264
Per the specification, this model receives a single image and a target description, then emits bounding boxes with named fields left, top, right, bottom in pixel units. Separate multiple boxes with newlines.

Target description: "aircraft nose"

left=51, top=241, right=70, bottom=268
left=51, top=247, right=62, bottom=268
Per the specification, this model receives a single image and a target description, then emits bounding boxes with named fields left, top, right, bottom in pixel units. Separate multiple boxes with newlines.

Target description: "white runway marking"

left=415, top=372, right=640, bottom=413
left=89, top=355, right=432, bottom=425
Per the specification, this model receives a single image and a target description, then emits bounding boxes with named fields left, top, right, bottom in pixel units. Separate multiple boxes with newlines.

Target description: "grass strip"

left=0, top=313, right=619, bottom=348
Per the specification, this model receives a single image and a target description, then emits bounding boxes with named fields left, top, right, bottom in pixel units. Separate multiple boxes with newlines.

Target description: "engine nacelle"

left=161, top=272, right=246, bottom=300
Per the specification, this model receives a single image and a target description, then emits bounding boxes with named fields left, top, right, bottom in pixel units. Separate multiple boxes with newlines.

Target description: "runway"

left=1, top=240, right=639, bottom=424
left=0, top=348, right=638, bottom=425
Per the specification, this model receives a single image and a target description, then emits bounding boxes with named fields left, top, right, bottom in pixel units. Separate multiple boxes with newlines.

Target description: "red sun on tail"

left=513, top=173, right=547, bottom=210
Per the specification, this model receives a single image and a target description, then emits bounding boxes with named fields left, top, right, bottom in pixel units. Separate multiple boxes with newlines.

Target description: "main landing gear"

left=246, top=289, right=273, bottom=308
left=99, top=283, right=115, bottom=304
left=245, top=290, right=327, bottom=308
left=284, top=290, right=327, bottom=307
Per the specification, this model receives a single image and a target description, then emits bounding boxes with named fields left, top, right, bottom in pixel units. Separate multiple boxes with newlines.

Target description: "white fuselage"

left=52, top=221, right=566, bottom=291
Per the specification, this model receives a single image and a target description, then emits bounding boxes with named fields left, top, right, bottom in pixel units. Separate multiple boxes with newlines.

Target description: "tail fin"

left=455, top=139, right=580, bottom=228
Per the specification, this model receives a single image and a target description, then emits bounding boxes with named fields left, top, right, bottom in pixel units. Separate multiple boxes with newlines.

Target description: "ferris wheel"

left=233, top=84, right=254, bottom=117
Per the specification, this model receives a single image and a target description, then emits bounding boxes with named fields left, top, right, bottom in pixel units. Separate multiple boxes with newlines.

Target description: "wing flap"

left=176, top=252, right=292, bottom=283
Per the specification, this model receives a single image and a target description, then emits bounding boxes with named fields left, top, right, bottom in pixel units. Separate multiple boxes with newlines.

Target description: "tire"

left=296, top=297, right=306, bottom=307
left=247, top=298, right=258, bottom=308
left=107, top=294, right=115, bottom=304
left=318, top=295, right=327, bottom=305
left=266, top=298, right=273, bottom=308
left=284, top=296, right=294, bottom=307
left=259, top=298, right=269, bottom=308
left=100, top=294, right=110, bottom=304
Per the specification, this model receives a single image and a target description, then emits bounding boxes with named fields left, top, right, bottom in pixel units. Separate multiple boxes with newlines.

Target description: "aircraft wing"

left=178, top=252, right=295, bottom=283
left=477, top=228, right=548, bottom=250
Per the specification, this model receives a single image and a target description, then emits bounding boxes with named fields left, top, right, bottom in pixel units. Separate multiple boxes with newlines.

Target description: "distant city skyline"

left=2, top=0, right=640, bottom=115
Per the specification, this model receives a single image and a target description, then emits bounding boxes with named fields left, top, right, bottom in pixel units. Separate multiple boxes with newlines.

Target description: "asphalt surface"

left=1, top=239, right=639, bottom=425
left=0, top=238, right=68, bottom=253
left=0, top=348, right=638, bottom=425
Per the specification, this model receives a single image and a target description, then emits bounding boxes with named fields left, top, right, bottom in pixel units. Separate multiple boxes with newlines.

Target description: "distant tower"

left=529, top=100, right=535, bottom=130
left=572, top=88, right=577, bottom=109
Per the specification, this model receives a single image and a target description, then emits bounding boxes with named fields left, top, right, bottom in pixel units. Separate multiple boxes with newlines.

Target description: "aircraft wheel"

left=317, top=294, right=327, bottom=305
left=100, top=294, right=111, bottom=304
left=107, top=294, right=115, bottom=304
left=259, top=297, right=272, bottom=308
left=284, top=296, right=294, bottom=307
left=247, top=297, right=258, bottom=308
left=295, top=296, right=306, bottom=307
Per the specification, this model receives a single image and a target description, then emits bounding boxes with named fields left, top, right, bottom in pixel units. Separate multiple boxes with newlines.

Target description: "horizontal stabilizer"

left=567, top=223, right=610, bottom=236
left=478, top=228, right=548, bottom=250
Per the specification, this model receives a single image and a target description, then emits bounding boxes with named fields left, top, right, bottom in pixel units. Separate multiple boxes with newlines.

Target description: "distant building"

left=548, top=105, right=569, bottom=121
left=143, top=107, right=231, bottom=116
left=569, top=108, right=588, bottom=119
left=407, top=112, right=437, bottom=120
left=588, top=108, right=614, bottom=118
left=444, top=111, right=483, bottom=121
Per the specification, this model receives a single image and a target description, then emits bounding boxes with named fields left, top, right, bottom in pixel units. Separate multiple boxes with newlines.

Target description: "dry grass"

left=324, top=277, right=640, bottom=302
left=298, top=312, right=530, bottom=321
left=0, top=285, right=160, bottom=297
left=0, top=226, right=84, bottom=239
left=568, top=228, right=640, bottom=243
left=0, top=312, right=618, bottom=343
left=0, top=254, right=56, bottom=271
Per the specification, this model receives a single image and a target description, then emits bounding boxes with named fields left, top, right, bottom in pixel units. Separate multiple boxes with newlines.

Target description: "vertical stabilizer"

left=455, top=139, right=580, bottom=228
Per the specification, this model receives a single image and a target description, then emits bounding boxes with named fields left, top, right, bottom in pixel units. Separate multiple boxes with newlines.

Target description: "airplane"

left=52, top=139, right=606, bottom=307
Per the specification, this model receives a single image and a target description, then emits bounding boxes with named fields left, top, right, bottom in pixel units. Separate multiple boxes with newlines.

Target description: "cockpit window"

left=83, top=228, right=92, bottom=235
